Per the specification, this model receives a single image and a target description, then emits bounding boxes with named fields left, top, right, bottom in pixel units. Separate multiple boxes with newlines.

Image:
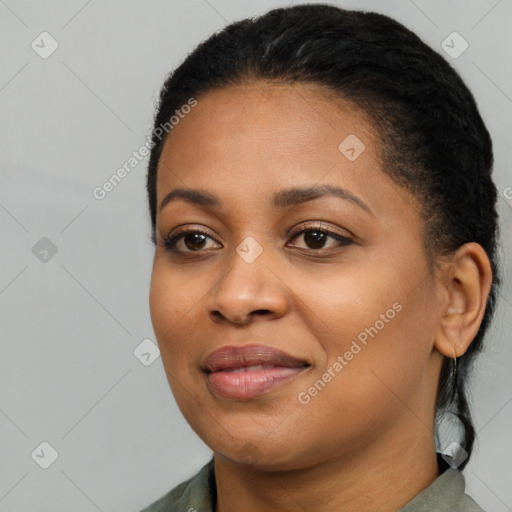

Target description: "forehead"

left=155, top=80, right=422, bottom=226
left=156, top=80, right=380, bottom=182
left=169, top=80, right=377, bottom=144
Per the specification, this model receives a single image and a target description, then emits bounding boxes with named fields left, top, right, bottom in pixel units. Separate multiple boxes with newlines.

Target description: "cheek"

left=149, top=264, right=204, bottom=409
left=300, top=252, right=434, bottom=381
left=149, top=262, right=197, bottom=357
left=315, top=289, right=436, bottom=417
left=298, top=263, right=399, bottom=345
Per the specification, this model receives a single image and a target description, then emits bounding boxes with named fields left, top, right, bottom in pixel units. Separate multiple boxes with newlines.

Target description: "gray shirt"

left=139, top=456, right=485, bottom=512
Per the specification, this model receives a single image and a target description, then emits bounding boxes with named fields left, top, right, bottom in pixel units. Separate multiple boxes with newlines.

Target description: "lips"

left=202, top=344, right=311, bottom=400
left=202, top=344, right=310, bottom=373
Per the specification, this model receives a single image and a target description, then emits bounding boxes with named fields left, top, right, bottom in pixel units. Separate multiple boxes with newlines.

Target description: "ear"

left=434, top=242, right=493, bottom=359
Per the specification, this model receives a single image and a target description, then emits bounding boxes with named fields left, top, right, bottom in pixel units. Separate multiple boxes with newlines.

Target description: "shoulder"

left=398, top=468, right=486, bottom=511
left=138, top=459, right=215, bottom=512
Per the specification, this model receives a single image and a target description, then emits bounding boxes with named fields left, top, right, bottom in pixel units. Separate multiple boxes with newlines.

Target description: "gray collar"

left=144, top=456, right=485, bottom=512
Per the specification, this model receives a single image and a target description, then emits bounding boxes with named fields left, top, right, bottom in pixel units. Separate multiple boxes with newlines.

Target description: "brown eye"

left=162, top=229, right=219, bottom=253
left=181, top=232, right=209, bottom=251
left=288, top=225, right=353, bottom=251
left=300, top=229, right=329, bottom=249
left=161, top=224, right=353, bottom=255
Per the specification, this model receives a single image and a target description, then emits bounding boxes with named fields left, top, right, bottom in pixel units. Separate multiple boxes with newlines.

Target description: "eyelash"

left=161, top=223, right=353, bottom=255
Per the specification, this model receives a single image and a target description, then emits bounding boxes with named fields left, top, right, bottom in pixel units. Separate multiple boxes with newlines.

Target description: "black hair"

left=146, top=3, right=501, bottom=470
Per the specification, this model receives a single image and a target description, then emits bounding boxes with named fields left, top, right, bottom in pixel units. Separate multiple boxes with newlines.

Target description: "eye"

left=161, top=228, right=219, bottom=253
left=160, top=222, right=353, bottom=254
left=287, top=222, right=353, bottom=251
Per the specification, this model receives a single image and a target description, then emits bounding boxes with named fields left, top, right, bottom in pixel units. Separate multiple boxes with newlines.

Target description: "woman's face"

left=149, top=81, right=445, bottom=470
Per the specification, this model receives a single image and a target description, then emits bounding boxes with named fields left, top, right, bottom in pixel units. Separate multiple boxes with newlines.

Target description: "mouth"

left=202, top=344, right=311, bottom=400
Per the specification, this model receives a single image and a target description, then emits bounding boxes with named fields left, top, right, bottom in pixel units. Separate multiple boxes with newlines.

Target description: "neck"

left=213, top=425, right=439, bottom=512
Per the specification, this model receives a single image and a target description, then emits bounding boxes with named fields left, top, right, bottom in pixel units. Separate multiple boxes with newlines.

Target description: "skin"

left=149, top=81, right=493, bottom=512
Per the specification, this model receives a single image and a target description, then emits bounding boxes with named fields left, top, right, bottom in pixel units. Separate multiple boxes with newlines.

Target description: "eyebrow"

left=158, top=185, right=374, bottom=216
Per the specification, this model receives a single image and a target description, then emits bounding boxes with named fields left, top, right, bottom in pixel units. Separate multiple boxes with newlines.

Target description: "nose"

left=207, top=244, right=289, bottom=326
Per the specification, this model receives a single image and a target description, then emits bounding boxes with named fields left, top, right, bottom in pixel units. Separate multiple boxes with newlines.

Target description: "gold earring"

left=452, top=355, right=457, bottom=381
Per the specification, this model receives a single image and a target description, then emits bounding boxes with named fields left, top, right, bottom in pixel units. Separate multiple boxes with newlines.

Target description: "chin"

left=210, top=437, right=324, bottom=473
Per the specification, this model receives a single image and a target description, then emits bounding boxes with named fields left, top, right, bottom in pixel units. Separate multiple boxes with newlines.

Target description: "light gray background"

left=0, top=1, right=511, bottom=511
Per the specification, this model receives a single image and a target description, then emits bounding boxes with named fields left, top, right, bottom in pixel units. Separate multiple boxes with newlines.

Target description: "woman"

left=141, top=4, right=501, bottom=511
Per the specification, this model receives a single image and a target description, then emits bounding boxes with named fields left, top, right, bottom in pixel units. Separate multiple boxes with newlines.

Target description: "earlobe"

left=433, top=242, right=493, bottom=359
